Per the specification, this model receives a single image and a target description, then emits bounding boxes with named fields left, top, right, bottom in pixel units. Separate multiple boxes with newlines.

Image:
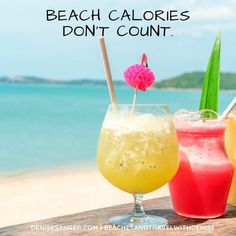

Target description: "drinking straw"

left=220, top=96, right=236, bottom=120
left=98, top=36, right=118, bottom=110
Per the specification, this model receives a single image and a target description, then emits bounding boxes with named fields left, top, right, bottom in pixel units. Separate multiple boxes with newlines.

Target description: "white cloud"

left=191, top=5, right=235, bottom=21
left=162, top=0, right=236, bottom=37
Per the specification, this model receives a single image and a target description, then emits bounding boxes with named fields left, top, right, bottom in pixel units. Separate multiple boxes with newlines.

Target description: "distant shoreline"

left=0, top=82, right=235, bottom=92
left=0, top=71, right=236, bottom=90
left=156, top=87, right=236, bottom=93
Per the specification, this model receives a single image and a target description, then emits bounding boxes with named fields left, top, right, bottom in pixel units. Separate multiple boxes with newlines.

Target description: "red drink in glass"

left=169, top=116, right=234, bottom=218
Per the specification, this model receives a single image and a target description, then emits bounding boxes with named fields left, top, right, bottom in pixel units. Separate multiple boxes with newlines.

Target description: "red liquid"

left=169, top=121, right=234, bottom=218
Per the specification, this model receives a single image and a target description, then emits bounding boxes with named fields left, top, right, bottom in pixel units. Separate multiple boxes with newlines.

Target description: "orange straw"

left=98, top=36, right=118, bottom=110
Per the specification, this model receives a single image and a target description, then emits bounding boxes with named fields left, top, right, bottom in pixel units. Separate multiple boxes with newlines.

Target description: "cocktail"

left=226, top=111, right=236, bottom=206
left=168, top=33, right=235, bottom=219
left=97, top=104, right=179, bottom=227
left=169, top=111, right=234, bottom=218
left=97, top=43, right=178, bottom=227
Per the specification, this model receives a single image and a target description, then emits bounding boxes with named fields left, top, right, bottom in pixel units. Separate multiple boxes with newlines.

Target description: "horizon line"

left=0, top=70, right=236, bottom=82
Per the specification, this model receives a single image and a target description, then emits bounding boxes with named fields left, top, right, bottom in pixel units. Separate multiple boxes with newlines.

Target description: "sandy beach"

left=0, top=166, right=170, bottom=228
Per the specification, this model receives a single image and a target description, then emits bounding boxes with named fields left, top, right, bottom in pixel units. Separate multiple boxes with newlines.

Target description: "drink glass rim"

left=174, top=109, right=226, bottom=132
left=174, top=109, right=222, bottom=122
left=107, top=104, right=169, bottom=115
left=108, top=103, right=169, bottom=109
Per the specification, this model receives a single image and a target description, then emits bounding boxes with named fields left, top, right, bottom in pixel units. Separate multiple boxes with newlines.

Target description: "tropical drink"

left=97, top=105, right=179, bottom=227
left=226, top=111, right=236, bottom=206
left=97, top=53, right=179, bottom=227
left=169, top=112, right=234, bottom=218
left=97, top=106, right=179, bottom=193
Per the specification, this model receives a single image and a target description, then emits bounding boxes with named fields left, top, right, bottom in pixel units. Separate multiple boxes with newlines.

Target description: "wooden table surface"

left=1, top=197, right=236, bottom=236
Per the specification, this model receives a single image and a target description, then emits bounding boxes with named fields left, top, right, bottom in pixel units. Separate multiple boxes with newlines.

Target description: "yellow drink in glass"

left=226, top=111, right=236, bottom=206
left=97, top=104, right=179, bottom=227
left=97, top=119, right=178, bottom=193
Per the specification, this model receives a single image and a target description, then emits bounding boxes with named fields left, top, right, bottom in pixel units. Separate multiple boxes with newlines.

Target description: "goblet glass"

left=97, top=104, right=179, bottom=228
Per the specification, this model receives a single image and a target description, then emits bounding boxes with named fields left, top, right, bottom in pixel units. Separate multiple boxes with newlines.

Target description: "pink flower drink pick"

left=124, top=54, right=155, bottom=112
left=124, top=54, right=155, bottom=91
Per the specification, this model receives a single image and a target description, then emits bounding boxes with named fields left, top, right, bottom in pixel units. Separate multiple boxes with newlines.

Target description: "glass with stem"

left=97, top=104, right=179, bottom=228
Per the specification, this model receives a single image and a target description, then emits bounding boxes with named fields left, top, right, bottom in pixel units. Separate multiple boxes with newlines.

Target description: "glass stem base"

left=109, top=214, right=168, bottom=229
left=109, top=194, right=168, bottom=229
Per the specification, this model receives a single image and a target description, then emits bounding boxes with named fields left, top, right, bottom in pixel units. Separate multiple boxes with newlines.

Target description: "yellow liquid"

left=97, top=114, right=179, bottom=194
left=226, top=115, right=236, bottom=206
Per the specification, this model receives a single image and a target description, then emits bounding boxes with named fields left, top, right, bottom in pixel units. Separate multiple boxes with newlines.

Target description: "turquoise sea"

left=0, top=84, right=235, bottom=174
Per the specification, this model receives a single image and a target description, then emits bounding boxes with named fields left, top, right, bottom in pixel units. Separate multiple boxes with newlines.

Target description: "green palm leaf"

left=199, top=32, right=221, bottom=118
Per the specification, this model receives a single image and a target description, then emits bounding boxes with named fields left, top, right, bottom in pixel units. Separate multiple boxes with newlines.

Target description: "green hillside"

left=0, top=72, right=235, bottom=90
left=155, top=72, right=236, bottom=90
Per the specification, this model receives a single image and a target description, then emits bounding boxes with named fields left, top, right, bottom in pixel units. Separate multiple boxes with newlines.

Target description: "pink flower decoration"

left=123, top=64, right=155, bottom=91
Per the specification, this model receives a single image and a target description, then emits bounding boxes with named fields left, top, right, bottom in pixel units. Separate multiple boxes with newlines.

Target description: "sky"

left=0, top=0, right=235, bottom=81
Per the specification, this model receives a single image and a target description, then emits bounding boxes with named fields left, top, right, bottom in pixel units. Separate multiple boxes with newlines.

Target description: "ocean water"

left=0, top=84, right=235, bottom=174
